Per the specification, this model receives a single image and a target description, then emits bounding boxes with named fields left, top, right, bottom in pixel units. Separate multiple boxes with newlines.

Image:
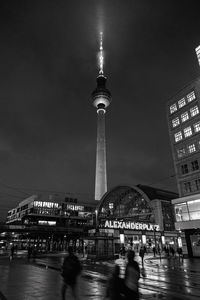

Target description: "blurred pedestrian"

left=124, top=250, right=140, bottom=300
left=177, top=247, right=183, bottom=261
left=170, top=246, right=175, bottom=257
left=61, top=246, right=82, bottom=300
left=10, top=245, right=15, bottom=261
left=106, top=264, right=124, bottom=300
left=139, top=246, right=145, bottom=266
left=27, top=245, right=32, bottom=260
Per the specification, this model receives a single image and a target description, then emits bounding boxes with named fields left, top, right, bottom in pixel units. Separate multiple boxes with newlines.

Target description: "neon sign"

left=104, top=220, right=160, bottom=231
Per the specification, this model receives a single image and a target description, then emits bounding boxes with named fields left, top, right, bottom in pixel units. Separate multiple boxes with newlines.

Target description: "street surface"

left=0, top=252, right=200, bottom=300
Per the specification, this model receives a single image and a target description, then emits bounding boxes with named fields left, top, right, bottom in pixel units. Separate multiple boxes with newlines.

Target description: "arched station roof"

left=96, top=185, right=156, bottom=223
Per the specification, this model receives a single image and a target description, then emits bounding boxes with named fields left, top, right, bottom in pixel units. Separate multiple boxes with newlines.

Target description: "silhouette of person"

left=10, top=245, right=15, bottom=261
left=106, top=264, right=124, bottom=300
left=124, top=250, right=140, bottom=300
left=61, top=246, right=82, bottom=300
left=139, top=246, right=145, bottom=266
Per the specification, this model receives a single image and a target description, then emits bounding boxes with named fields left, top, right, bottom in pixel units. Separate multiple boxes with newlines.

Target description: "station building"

left=87, top=185, right=185, bottom=258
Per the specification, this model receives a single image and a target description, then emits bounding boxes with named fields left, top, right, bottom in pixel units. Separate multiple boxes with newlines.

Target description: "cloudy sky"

left=0, top=0, right=200, bottom=220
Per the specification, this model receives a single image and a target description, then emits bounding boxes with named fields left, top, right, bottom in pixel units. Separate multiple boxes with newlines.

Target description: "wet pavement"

left=0, top=252, right=200, bottom=300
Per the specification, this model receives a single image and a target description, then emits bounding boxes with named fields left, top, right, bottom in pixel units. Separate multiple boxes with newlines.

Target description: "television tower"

left=92, top=32, right=112, bottom=201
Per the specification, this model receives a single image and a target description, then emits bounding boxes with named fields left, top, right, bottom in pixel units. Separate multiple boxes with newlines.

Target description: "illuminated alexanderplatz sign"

left=104, top=220, right=160, bottom=231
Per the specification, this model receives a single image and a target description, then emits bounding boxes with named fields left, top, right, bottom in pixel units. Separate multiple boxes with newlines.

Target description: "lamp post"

left=95, top=209, right=98, bottom=231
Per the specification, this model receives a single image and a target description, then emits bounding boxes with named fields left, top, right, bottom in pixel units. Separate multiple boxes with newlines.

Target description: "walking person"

left=139, top=246, right=145, bottom=266
left=124, top=250, right=140, bottom=300
left=106, top=264, right=124, bottom=300
left=61, top=246, right=82, bottom=300
left=10, top=244, right=15, bottom=261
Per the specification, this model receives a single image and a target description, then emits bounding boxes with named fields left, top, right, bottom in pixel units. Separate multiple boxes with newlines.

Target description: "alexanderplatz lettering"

left=104, top=220, right=160, bottom=231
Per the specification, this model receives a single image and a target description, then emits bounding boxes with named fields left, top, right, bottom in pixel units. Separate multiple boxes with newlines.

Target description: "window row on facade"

left=180, top=159, right=199, bottom=175
left=176, top=141, right=199, bottom=159
left=170, top=91, right=196, bottom=114
left=172, top=105, right=200, bottom=128
left=174, top=121, right=200, bottom=143
left=182, top=178, right=200, bottom=194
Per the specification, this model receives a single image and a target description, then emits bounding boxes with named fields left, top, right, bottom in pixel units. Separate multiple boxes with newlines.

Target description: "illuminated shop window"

left=194, top=121, right=200, bottom=133
left=184, top=126, right=192, bottom=138
left=190, top=105, right=199, bottom=117
left=178, top=98, right=186, bottom=108
left=181, top=164, right=188, bottom=174
left=177, top=148, right=186, bottom=158
left=187, top=91, right=196, bottom=103
left=174, top=203, right=189, bottom=221
left=181, top=112, right=189, bottom=122
left=191, top=160, right=199, bottom=171
left=184, top=182, right=192, bottom=193
left=188, top=144, right=196, bottom=153
left=172, top=117, right=180, bottom=128
left=187, top=199, right=200, bottom=220
left=175, top=131, right=182, bottom=142
left=170, top=103, right=177, bottom=114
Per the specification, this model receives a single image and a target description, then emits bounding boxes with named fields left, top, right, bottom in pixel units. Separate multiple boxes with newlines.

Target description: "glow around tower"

left=92, top=32, right=112, bottom=201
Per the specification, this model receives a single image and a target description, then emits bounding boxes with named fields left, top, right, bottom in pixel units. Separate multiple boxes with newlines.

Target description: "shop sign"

left=104, top=220, right=160, bottom=231
left=66, top=204, right=84, bottom=211
left=34, top=201, right=59, bottom=208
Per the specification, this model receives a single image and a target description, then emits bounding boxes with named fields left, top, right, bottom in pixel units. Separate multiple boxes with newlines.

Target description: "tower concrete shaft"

left=95, top=108, right=107, bottom=200
left=92, top=75, right=111, bottom=201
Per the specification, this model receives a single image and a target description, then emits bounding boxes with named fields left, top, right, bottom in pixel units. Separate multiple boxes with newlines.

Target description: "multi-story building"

left=167, top=78, right=200, bottom=197
left=5, top=194, right=96, bottom=252
left=167, top=47, right=200, bottom=257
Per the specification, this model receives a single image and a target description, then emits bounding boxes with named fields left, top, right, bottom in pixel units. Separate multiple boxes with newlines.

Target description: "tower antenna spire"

left=99, top=32, right=104, bottom=75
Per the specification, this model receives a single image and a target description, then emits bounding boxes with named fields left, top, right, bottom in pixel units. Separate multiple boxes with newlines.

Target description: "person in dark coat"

left=124, top=250, right=140, bottom=300
left=139, top=246, right=145, bottom=266
left=106, top=264, right=124, bottom=300
left=61, top=246, right=82, bottom=300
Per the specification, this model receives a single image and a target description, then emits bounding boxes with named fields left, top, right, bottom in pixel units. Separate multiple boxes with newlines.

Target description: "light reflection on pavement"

left=1, top=253, right=200, bottom=299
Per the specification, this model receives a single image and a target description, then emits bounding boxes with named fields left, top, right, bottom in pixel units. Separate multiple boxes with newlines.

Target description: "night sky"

left=1, top=0, right=200, bottom=220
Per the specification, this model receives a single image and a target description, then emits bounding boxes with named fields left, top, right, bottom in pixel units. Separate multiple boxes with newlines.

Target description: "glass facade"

left=98, top=186, right=155, bottom=223
left=175, top=199, right=200, bottom=222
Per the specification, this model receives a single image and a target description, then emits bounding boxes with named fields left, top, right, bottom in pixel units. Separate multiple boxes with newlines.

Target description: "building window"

left=174, top=131, right=182, bottom=142
left=184, top=182, right=192, bottom=193
left=188, top=144, right=196, bottom=153
left=191, top=160, right=199, bottom=171
left=181, top=112, right=189, bottom=123
left=177, top=148, right=186, bottom=158
left=184, top=126, right=192, bottom=138
left=187, top=91, right=196, bottom=102
left=172, top=117, right=180, bottom=128
left=190, top=105, right=199, bottom=117
left=194, top=121, right=200, bottom=133
left=170, top=103, right=177, bottom=114
left=178, top=98, right=186, bottom=108
left=195, top=179, right=200, bottom=190
left=181, top=164, right=188, bottom=174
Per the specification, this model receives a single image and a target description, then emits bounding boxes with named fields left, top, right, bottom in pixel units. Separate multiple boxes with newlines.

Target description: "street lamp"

left=95, top=209, right=98, bottom=231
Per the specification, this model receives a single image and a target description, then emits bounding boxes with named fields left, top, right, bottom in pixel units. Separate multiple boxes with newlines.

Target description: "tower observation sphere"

left=91, top=52, right=112, bottom=200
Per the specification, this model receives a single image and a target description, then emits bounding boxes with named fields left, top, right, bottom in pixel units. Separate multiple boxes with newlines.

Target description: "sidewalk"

left=0, top=258, right=105, bottom=300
